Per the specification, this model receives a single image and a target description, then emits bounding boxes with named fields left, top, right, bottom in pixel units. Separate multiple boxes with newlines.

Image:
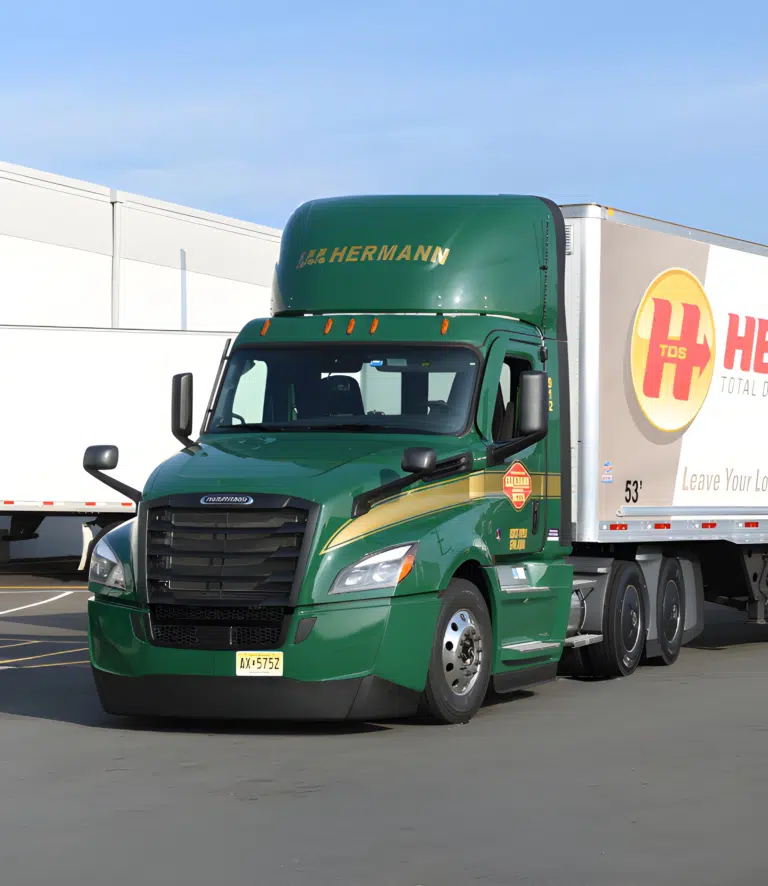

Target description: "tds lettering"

left=509, top=528, right=528, bottom=551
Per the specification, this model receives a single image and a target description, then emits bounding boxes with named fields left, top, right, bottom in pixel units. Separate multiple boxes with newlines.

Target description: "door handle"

left=532, top=500, right=540, bottom=534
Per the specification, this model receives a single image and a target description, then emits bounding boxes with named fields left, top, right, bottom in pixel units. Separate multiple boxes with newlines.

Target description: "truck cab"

left=82, top=195, right=637, bottom=723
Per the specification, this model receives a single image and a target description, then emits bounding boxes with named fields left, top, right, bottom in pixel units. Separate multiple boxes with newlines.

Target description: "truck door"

left=479, top=335, right=563, bottom=655
left=481, top=335, right=547, bottom=555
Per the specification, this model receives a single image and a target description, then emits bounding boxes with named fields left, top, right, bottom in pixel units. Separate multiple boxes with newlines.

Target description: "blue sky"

left=0, top=0, right=766, bottom=241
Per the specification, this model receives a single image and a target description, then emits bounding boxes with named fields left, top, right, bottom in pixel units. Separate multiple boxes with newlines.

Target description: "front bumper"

left=88, top=593, right=440, bottom=721
left=92, top=669, right=419, bottom=721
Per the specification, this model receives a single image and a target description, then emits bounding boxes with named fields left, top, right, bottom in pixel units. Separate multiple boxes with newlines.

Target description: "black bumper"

left=92, top=668, right=421, bottom=722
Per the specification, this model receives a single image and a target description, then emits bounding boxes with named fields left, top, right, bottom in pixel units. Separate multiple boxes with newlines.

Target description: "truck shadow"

left=0, top=611, right=88, bottom=637
left=686, top=620, right=768, bottom=651
left=1, top=610, right=392, bottom=735
left=683, top=601, right=768, bottom=651
left=0, top=666, right=392, bottom=735
left=1, top=603, right=766, bottom=732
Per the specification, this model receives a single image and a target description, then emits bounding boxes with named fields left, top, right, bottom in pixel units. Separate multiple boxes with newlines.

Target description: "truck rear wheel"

left=649, top=557, right=686, bottom=666
left=585, top=560, right=646, bottom=678
left=419, top=579, right=492, bottom=724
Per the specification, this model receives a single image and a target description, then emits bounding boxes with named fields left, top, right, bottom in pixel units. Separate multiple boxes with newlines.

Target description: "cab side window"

left=491, top=356, right=531, bottom=442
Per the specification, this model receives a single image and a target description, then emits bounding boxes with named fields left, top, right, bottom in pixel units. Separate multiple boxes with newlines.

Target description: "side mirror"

left=486, top=370, right=549, bottom=466
left=402, top=447, right=437, bottom=474
left=83, top=444, right=119, bottom=471
left=172, top=372, right=195, bottom=448
left=82, top=444, right=141, bottom=504
left=518, top=371, right=548, bottom=437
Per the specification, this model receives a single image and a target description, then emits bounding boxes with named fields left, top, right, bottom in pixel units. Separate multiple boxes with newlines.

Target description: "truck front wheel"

left=419, top=579, right=492, bottom=724
left=585, top=560, right=647, bottom=678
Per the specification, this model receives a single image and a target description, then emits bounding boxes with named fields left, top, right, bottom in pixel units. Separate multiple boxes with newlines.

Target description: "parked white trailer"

left=0, top=161, right=281, bottom=567
left=560, top=203, right=768, bottom=648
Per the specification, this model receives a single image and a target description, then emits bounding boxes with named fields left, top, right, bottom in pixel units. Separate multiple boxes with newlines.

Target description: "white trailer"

left=559, top=204, right=768, bottom=674
left=0, top=161, right=281, bottom=567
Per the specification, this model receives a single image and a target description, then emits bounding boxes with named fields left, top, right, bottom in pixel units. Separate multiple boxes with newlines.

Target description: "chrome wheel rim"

left=662, top=579, right=682, bottom=645
left=442, top=609, right=484, bottom=697
left=621, top=584, right=642, bottom=654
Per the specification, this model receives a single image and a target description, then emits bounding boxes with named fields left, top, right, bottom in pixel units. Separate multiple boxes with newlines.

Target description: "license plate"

left=235, top=651, right=283, bottom=676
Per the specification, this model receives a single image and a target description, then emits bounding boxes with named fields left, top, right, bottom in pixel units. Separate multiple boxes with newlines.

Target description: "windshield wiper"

left=214, top=423, right=295, bottom=431
left=214, top=422, right=442, bottom=434
left=298, top=423, right=400, bottom=432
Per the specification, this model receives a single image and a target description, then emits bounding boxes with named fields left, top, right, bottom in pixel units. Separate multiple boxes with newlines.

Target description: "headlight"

left=329, top=543, right=417, bottom=595
left=89, top=537, right=126, bottom=590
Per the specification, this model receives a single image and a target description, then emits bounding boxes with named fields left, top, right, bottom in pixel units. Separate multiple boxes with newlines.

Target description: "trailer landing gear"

left=2, top=514, right=45, bottom=542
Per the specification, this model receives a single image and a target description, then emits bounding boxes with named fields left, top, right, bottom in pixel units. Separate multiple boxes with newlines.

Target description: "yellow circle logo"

left=630, top=268, right=715, bottom=432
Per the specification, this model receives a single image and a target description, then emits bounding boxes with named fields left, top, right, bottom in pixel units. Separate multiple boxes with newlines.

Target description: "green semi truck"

left=84, top=195, right=768, bottom=724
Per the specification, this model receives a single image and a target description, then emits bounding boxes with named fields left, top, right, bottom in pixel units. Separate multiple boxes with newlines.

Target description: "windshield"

left=208, top=344, right=480, bottom=435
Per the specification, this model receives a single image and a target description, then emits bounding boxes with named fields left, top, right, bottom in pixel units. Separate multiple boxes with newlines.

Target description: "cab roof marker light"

left=370, top=318, right=379, bottom=334
left=441, top=318, right=450, bottom=335
left=346, top=318, right=356, bottom=334
left=260, top=319, right=271, bottom=336
left=324, top=318, right=333, bottom=334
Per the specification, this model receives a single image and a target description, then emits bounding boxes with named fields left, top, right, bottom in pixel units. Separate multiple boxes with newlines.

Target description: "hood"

left=142, top=432, right=461, bottom=503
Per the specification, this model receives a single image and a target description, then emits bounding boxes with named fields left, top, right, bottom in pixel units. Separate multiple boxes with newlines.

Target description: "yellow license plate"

left=235, top=651, right=283, bottom=677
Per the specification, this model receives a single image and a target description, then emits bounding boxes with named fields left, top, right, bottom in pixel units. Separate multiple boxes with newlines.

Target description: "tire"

left=419, top=579, right=492, bottom=724
left=584, top=560, right=646, bottom=678
left=650, top=557, right=686, bottom=666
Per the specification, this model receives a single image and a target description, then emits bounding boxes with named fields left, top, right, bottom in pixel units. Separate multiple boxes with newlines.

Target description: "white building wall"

left=0, top=161, right=282, bottom=566
left=0, top=161, right=282, bottom=335
left=0, top=234, right=112, bottom=327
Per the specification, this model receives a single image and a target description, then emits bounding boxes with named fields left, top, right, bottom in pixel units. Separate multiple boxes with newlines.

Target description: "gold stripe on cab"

left=321, top=470, right=562, bottom=553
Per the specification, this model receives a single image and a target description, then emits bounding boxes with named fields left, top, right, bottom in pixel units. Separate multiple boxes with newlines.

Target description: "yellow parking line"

left=0, top=647, right=89, bottom=665
left=0, top=640, right=39, bottom=651
left=21, top=659, right=91, bottom=669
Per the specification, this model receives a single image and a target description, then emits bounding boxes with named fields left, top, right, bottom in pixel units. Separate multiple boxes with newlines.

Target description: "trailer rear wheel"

left=649, top=557, right=686, bottom=666
left=585, top=560, right=646, bottom=678
left=419, top=579, right=492, bottom=724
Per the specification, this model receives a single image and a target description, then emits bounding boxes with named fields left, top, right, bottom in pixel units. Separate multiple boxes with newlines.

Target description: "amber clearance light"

left=398, top=548, right=417, bottom=583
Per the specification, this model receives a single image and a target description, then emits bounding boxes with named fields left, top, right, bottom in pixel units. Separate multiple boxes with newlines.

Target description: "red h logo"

left=643, top=298, right=712, bottom=401
left=631, top=268, right=715, bottom=433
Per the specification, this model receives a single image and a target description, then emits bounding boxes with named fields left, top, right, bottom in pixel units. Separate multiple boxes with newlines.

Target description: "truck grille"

left=145, top=505, right=308, bottom=604
left=148, top=603, right=289, bottom=650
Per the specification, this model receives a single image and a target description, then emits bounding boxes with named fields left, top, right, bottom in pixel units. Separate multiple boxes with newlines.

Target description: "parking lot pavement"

left=0, top=581, right=90, bottom=671
left=1, top=589, right=767, bottom=886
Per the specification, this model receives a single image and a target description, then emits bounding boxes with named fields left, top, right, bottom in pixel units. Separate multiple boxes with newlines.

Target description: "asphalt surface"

left=1, top=581, right=767, bottom=886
